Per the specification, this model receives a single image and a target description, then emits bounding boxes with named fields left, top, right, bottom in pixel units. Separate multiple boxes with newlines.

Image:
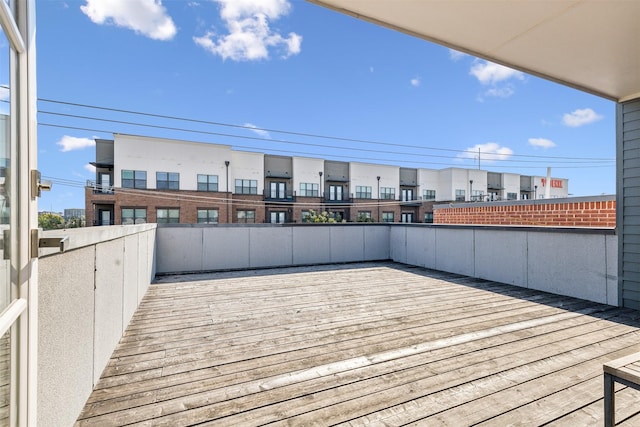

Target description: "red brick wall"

left=434, top=199, right=616, bottom=228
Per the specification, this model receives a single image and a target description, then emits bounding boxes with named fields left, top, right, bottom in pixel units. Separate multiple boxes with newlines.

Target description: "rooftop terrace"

left=75, top=262, right=640, bottom=426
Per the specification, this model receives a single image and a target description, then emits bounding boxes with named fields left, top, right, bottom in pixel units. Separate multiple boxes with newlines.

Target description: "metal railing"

left=86, top=180, right=114, bottom=194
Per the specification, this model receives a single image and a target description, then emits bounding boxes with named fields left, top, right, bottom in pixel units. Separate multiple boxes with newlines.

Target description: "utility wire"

left=38, top=111, right=613, bottom=165
left=38, top=122, right=613, bottom=170
left=37, top=97, right=615, bottom=162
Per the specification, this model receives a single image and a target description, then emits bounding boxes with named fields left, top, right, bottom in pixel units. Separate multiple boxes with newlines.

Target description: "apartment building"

left=85, top=134, right=569, bottom=226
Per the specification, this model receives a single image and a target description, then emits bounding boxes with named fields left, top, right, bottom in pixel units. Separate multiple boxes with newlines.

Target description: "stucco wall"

left=156, top=223, right=617, bottom=306
left=37, top=224, right=156, bottom=427
left=390, top=225, right=618, bottom=306
left=155, top=223, right=391, bottom=274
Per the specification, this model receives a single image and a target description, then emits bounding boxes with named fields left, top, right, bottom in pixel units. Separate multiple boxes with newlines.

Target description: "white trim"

left=0, top=0, right=25, bottom=53
left=0, top=299, right=26, bottom=337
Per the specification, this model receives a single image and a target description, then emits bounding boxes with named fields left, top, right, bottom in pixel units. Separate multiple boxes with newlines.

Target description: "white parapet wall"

left=155, top=224, right=391, bottom=274
left=156, top=223, right=617, bottom=306
left=390, top=225, right=618, bottom=306
left=37, top=224, right=156, bottom=427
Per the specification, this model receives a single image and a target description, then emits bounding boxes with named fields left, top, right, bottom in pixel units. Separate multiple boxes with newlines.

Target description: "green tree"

left=357, top=213, right=374, bottom=223
left=305, top=209, right=339, bottom=223
left=65, top=217, right=84, bottom=228
left=38, top=212, right=64, bottom=230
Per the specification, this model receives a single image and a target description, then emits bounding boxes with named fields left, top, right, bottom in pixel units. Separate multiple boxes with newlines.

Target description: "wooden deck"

left=76, top=262, right=640, bottom=426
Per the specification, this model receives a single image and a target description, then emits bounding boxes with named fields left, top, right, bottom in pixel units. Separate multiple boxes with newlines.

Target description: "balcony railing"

left=263, top=189, right=296, bottom=201
left=324, top=192, right=353, bottom=203
left=86, top=180, right=114, bottom=194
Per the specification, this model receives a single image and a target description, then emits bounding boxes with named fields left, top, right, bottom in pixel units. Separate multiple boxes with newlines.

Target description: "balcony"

left=324, top=192, right=353, bottom=203
left=86, top=179, right=114, bottom=194
left=399, top=196, right=423, bottom=207
left=35, top=223, right=640, bottom=426
left=263, top=188, right=296, bottom=202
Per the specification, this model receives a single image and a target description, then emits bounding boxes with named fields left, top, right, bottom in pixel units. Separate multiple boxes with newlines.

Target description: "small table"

left=604, top=353, right=640, bottom=427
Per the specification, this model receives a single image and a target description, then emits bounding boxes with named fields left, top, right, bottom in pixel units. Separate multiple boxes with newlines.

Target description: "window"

left=302, top=210, right=311, bottom=222
left=455, top=189, right=466, bottom=201
left=424, top=212, right=434, bottom=223
left=98, top=172, right=113, bottom=193
left=237, top=210, right=256, bottom=223
left=269, top=182, right=287, bottom=199
left=235, top=179, right=258, bottom=195
left=356, top=186, right=372, bottom=199
left=157, top=172, right=179, bottom=190
left=507, top=192, right=518, bottom=200
left=270, top=211, right=286, bottom=223
left=197, top=174, right=218, bottom=192
left=423, top=189, right=436, bottom=200
left=380, top=187, right=395, bottom=200
left=329, top=185, right=343, bottom=201
left=472, top=190, right=484, bottom=201
left=121, top=208, right=147, bottom=225
left=401, top=212, right=413, bottom=223
left=197, top=209, right=219, bottom=224
left=122, top=170, right=147, bottom=189
left=157, top=208, right=180, bottom=224
left=299, top=183, right=319, bottom=197
left=382, top=212, right=394, bottom=223
left=401, top=189, right=414, bottom=201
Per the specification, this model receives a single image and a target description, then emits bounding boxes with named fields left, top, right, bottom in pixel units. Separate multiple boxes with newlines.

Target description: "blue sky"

left=31, top=0, right=615, bottom=212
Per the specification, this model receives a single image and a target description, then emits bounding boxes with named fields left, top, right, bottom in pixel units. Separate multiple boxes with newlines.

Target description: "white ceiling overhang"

left=308, top=0, right=640, bottom=103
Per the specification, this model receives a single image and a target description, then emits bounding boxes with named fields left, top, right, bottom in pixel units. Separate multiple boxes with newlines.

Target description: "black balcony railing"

left=263, top=189, right=296, bottom=201
left=324, top=192, right=353, bottom=203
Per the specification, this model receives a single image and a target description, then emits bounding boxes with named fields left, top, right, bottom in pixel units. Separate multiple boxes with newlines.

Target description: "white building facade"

left=86, top=134, right=569, bottom=226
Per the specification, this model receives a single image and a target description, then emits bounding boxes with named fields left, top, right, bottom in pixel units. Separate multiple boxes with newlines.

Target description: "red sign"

left=540, top=178, right=563, bottom=188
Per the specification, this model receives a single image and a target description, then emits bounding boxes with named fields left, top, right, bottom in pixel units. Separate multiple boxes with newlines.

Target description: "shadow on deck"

left=76, top=262, right=640, bottom=426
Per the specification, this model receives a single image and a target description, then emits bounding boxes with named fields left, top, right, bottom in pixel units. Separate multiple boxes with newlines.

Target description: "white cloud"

left=562, top=108, right=603, bottom=127
left=194, top=0, right=302, bottom=61
left=410, top=77, right=421, bottom=87
left=528, top=137, right=556, bottom=149
left=56, top=136, right=96, bottom=152
left=458, top=142, right=514, bottom=163
left=80, top=0, right=177, bottom=41
left=484, top=86, right=514, bottom=98
left=449, top=49, right=467, bottom=61
left=84, top=164, right=97, bottom=173
left=470, top=60, right=524, bottom=85
left=244, top=123, right=271, bottom=139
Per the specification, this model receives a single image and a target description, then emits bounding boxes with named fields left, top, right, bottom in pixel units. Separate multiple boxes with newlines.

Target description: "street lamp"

left=534, top=184, right=538, bottom=200
left=319, top=171, right=323, bottom=212
left=377, top=176, right=381, bottom=222
left=225, top=160, right=230, bottom=223
left=469, top=179, right=473, bottom=202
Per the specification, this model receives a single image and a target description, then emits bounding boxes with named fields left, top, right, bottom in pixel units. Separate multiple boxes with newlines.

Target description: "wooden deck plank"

left=75, top=263, right=640, bottom=426
left=79, top=309, right=613, bottom=421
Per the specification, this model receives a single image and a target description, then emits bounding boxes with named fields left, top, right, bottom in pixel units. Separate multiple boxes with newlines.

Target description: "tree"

left=357, top=213, right=374, bottom=223
left=38, top=212, right=64, bottom=230
left=305, top=209, right=340, bottom=223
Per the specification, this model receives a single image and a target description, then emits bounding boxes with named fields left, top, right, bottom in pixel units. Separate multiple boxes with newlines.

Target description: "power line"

left=37, top=97, right=615, bottom=162
left=38, top=122, right=613, bottom=170
left=38, top=111, right=613, bottom=165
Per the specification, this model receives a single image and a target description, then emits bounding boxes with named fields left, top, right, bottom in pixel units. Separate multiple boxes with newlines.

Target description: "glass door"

left=0, top=1, right=37, bottom=424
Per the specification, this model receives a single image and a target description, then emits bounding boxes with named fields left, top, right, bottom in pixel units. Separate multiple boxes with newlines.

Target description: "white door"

left=0, top=1, right=38, bottom=424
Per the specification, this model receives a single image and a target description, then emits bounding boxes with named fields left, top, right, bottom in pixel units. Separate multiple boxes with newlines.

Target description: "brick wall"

left=434, top=198, right=616, bottom=228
